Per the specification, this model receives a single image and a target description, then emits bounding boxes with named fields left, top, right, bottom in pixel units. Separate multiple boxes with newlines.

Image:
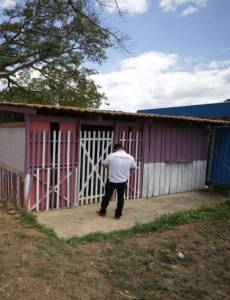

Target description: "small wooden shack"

left=0, top=102, right=228, bottom=212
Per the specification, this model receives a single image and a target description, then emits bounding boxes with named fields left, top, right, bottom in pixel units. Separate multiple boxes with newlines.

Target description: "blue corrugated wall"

left=138, top=102, right=230, bottom=118
left=208, top=128, right=230, bottom=184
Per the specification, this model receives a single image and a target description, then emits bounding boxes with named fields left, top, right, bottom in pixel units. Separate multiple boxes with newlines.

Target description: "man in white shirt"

left=97, top=143, right=137, bottom=219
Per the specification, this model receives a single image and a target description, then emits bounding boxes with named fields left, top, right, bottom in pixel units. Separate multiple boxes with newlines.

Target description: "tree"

left=0, top=0, right=124, bottom=108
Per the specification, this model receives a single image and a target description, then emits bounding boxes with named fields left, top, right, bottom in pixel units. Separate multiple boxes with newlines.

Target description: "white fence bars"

left=28, top=130, right=78, bottom=211
left=118, top=131, right=142, bottom=200
left=78, top=131, right=114, bottom=205
left=0, top=165, right=24, bottom=209
left=27, top=129, right=142, bottom=211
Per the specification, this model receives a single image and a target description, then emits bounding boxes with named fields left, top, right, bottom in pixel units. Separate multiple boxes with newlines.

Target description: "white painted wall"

left=0, top=127, right=25, bottom=172
left=142, top=161, right=207, bottom=198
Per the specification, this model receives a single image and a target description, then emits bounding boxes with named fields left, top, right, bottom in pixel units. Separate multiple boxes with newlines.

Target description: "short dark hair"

left=113, top=143, right=123, bottom=151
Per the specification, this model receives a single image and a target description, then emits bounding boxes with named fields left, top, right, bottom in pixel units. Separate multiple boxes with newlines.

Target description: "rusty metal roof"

left=0, top=102, right=230, bottom=125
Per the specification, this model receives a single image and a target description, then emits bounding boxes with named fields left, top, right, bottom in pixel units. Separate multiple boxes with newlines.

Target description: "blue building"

left=138, top=101, right=230, bottom=119
left=138, top=102, right=230, bottom=185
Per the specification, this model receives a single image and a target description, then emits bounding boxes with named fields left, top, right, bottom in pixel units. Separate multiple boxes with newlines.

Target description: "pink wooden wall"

left=27, top=120, right=79, bottom=210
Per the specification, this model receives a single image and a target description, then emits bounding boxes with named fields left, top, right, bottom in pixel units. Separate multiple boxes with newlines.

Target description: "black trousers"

left=100, top=181, right=127, bottom=217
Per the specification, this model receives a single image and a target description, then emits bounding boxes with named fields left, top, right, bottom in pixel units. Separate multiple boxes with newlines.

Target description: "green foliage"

left=0, top=0, right=123, bottom=107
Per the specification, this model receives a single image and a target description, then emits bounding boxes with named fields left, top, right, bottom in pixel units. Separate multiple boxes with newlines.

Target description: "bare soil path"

left=0, top=199, right=229, bottom=300
left=37, top=191, right=225, bottom=238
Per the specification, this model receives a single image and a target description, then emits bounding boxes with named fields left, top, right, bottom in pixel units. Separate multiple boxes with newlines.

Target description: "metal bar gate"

left=78, top=130, right=142, bottom=206
left=27, top=129, right=142, bottom=211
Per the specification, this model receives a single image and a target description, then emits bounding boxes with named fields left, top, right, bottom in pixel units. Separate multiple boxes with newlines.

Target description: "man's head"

left=113, top=143, right=124, bottom=152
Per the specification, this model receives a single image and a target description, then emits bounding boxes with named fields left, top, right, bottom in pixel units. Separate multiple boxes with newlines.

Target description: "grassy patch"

left=68, top=200, right=230, bottom=245
left=3, top=199, right=230, bottom=300
left=19, top=200, right=230, bottom=246
left=20, top=210, right=59, bottom=240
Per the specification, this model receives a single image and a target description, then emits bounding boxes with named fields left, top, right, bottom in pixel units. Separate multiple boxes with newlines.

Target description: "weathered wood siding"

left=0, top=126, right=25, bottom=172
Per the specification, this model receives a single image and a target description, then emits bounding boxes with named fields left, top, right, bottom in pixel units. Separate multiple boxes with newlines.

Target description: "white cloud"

left=159, top=0, right=208, bottom=16
left=222, top=48, right=230, bottom=53
left=208, top=60, right=230, bottom=69
left=181, top=6, right=197, bottom=16
left=120, top=51, right=178, bottom=72
left=103, top=0, right=149, bottom=14
left=0, top=0, right=17, bottom=9
left=94, top=51, right=230, bottom=112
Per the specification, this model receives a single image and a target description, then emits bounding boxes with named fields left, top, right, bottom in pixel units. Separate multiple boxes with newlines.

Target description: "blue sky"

left=99, top=0, right=230, bottom=72
left=92, top=0, right=230, bottom=111
left=1, top=0, right=230, bottom=111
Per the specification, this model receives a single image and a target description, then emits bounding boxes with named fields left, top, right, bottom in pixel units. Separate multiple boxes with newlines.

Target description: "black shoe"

left=114, top=215, right=121, bottom=220
left=97, top=211, right=106, bottom=217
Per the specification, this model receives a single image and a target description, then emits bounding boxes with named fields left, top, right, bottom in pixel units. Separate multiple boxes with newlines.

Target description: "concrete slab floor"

left=37, top=191, right=226, bottom=239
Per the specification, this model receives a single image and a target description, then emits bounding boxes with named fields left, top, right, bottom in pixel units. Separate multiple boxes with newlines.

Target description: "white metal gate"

left=118, top=131, right=142, bottom=200
left=78, top=131, right=114, bottom=205
left=78, top=130, right=142, bottom=206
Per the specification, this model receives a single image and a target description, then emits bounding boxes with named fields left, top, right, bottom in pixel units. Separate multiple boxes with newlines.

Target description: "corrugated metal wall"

left=208, top=128, right=230, bottom=184
left=138, top=102, right=230, bottom=118
left=142, top=124, right=209, bottom=197
left=147, top=124, right=208, bottom=163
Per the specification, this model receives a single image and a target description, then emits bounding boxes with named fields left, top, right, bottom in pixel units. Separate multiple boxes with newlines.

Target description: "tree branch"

left=8, top=76, right=29, bottom=92
left=0, top=46, right=54, bottom=74
left=67, top=0, right=123, bottom=47
left=0, top=16, right=34, bottom=48
left=0, top=58, right=41, bottom=78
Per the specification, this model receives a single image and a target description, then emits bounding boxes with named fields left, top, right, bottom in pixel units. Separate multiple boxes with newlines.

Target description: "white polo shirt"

left=102, top=150, right=137, bottom=183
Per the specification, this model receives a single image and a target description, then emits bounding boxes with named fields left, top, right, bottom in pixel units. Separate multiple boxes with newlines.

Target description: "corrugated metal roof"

left=138, top=102, right=230, bottom=118
left=0, top=102, right=230, bottom=125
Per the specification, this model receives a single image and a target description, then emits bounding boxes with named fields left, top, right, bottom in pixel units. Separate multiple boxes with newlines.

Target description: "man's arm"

left=130, top=158, right=137, bottom=171
left=102, top=155, right=110, bottom=168
left=102, top=162, right=109, bottom=168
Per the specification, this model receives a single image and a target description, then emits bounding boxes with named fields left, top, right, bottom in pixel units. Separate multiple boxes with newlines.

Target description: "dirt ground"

left=0, top=205, right=229, bottom=300
left=37, top=191, right=225, bottom=238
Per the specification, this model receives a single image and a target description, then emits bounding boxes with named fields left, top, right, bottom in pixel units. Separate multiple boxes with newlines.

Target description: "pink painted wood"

left=28, top=121, right=78, bottom=211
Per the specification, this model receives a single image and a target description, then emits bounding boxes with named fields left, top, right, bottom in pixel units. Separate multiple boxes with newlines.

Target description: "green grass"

left=20, top=199, right=230, bottom=246
left=68, top=199, right=230, bottom=245
left=210, top=184, right=230, bottom=195
left=20, top=210, right=59, bottom=240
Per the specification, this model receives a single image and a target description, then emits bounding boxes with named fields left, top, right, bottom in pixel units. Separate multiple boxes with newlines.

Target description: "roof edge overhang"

left=0, top=102, right=230, bottom=126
